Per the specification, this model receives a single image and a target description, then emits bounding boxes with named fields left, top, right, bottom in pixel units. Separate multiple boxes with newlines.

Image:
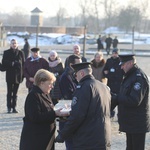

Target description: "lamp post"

left=83, top=25, right=87, bottom=57
left=36, top=23, right=39, bottom=47
left=132, top=26, right=135, bottom=54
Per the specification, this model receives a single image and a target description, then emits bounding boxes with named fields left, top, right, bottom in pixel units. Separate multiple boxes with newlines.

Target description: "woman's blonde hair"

left=94, top=51, right=103, bottom=58
left=34, top=69, right=56, bottom=86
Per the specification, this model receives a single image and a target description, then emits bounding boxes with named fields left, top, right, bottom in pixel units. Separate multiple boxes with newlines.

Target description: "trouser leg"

left=12, top=83, right=19, bottom=110
left=126, top=133, right=146, bottom=150
left=6, top=82, right=13, bottom=110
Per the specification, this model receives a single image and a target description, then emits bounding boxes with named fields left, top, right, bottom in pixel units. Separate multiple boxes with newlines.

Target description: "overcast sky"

left=0, top=0, right=132, bottom=17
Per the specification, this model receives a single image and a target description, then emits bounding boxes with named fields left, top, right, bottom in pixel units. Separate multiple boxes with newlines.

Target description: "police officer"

left=56, top=62, right=111, bottom=149
left=111, top=54, right=150, bottom=150
left=103, top=48, right=124, bottom=118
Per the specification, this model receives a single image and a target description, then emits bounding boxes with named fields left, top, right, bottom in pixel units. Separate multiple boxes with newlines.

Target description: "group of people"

left=0, top=38, right=149, bottom=150
left=97, top=34, right=119, bottom=55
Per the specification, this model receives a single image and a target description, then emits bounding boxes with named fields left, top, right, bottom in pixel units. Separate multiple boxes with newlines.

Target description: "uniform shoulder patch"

left=133, top=82, right=141, bottom=91
left=72, top=97, right=78, bottom=106
left=136, top=73, right=141, bottom=77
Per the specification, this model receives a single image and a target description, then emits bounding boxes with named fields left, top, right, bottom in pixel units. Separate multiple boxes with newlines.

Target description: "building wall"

left=4, top=25, right=84, bottom=35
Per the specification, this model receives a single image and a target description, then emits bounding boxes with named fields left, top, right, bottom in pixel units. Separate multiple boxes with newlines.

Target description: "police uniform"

left=56, top=62, right=111, bottom=149
left=112, top=55, right=150, bottom=150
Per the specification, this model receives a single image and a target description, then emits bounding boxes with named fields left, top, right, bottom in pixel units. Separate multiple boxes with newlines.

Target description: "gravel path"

left=0, top=54, right=150, bottom=150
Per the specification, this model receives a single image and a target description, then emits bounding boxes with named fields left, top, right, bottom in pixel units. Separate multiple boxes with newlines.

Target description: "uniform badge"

left=76, top=85, right=81, bottom=88
left=72, top=97, right=78, bottom=106
left=134, top=82, right=141, bottom=91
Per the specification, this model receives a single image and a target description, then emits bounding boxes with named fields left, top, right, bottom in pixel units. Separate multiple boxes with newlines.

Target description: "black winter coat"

left=112, top=65, right=150, bottom=133
left=2, top=48, right=24, bottom=83
left=103, top=57, right=124, bottom=94
left=60, top=75, right=111, bottom=150
left=20, top=85, right=56, bottom=150
left=49, top=62, right=64, bottom=99
left=59, top=67, right=77, bottom=100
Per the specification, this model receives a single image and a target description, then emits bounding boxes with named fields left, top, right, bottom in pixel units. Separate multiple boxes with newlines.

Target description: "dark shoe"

left=12, top=109, right=18, bottom=113
left=7, top=108, right=11, bottom=113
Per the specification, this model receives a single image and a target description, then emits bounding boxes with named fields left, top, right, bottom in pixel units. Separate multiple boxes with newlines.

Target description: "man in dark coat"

left=105, top=34, right=112, bottom=55
left=111, top=54, right=150, bottom=150
left=23, top=47, right=49, bottom=92
left=112, top=36, right=119, bottom=48
left=97, top=34, right=104, bottom=51
left=2, top=39, right=25, bottom=113
left=22, top=38, right=30, bottom=60
left=56, top=62, right=111, bottom=150
left=103, top=48, right=124, bottom=118
left=59, top=54, right=81, bottom=150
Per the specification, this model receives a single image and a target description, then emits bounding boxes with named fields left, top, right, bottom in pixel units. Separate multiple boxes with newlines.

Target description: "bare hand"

left=55, top=108, right=70, bottom=117
left=29, top=77, right=34, bottom=82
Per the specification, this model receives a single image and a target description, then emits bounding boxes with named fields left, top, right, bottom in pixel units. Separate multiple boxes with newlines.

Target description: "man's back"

left=61, top=75, right=111, bottom=149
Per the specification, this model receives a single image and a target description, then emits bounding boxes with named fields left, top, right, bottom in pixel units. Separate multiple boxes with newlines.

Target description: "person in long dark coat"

left=1, top=39, right=25, bottom=113
left=22, top=38, right=30, bottom=60
left=56, top=62, right=111, bottom=150
left=48, top=50, right=64, bottom=105
left=59, top=54, right=82, bottom=150
left=20, top=69, right=69, bottom=150
left=103, top=48, right=124, bottom=118
left=97, top=34, right=104, bottom=51
left=105, top=34, right=112, bottom=55
left=112, top=36, right=119, bottom=48
left=111, top=54, right=150, bottom=150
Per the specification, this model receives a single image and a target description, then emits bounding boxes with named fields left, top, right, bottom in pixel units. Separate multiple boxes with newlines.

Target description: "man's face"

left=112, top=52, right=118, bottom=58
left=73, top=46, right=80, bottom=55
left=11, top=40, right=18, bottom=50
left=121, top=61, right=132, bottom=73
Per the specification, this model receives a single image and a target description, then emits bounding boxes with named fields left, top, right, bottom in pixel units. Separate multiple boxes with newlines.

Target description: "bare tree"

left=101, top=0, right=119, bottom=29
left=56, top=7, right=68, bottom=26
left=78, top=0, right=91, bottom=26
left=7, top=7, right=29, bottom=26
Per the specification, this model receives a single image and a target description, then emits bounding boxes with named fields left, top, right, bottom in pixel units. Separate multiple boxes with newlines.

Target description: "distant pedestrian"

left=64, top=44, right=87, bottom=68
left=22, top=38, right=30, bottom=60
left=111, top=54, right=150, bottom=150
left=112, top=36, right=119, bottom=48
left=105, top=34, right=112, bottom=55
left=1, top=39, right=25, bottom=113
left=23, top=47, right=49, bottom=92
left=97, top=34, right=104, bottom=51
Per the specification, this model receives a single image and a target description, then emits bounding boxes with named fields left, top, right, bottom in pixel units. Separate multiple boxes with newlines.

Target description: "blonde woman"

left=91, top=51, right=107, bottom=84
left=20, top=69, right=69, bottom=150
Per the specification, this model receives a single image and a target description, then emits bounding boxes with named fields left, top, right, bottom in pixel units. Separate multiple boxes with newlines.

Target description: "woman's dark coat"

left=20, top=86, right=56, bottom=150
left=49, top=59, right=64, bottom=100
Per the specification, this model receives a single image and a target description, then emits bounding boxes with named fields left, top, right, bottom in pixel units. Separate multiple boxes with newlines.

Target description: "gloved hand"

left=55, top=130, right=64, bottom=143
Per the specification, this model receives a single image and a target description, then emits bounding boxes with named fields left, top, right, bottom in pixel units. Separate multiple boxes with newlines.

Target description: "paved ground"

left=0, top=53, right=150, bottom=150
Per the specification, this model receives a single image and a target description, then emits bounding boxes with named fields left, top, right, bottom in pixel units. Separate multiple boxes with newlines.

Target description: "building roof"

left=31, top=7, right=43, bottom=13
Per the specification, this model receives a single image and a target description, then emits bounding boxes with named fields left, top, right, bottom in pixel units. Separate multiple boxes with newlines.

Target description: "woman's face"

left=95, top=54, right=102, bottom=62
left=39, top=80, right=54, bottom=94
left=49, top=53, right=57, bottom=61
